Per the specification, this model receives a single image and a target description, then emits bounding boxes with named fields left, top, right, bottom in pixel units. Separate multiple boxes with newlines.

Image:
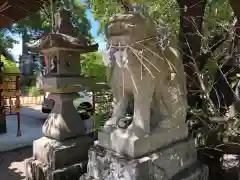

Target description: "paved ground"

left=0, top=105, right=47, bottom=180
left=0, top=105, right=47, bottom=152
left=0, top=147, right=32, bottom=180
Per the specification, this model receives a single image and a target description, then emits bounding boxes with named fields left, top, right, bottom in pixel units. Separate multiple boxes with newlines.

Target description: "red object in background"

left=41, top=97, right=55, bottom=113
left=48, top=98, right=55, bottom=103
left=40, top=33, right=49, bottom=38
left=43, top=56, right=47, bottom=66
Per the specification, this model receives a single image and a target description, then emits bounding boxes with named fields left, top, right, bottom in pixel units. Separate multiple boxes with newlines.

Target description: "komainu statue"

left=99, top=12, right=188, bottom=157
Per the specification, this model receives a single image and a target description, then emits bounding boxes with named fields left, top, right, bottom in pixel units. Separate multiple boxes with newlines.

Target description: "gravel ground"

left=0, top=147, right=32, bottom=180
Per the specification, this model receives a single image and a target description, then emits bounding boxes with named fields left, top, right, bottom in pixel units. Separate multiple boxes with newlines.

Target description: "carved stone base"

left=42, top=93, right=86, bottom=140
left=81, top=144, right=209, bottom=180
left=98, top=125, right=189, bottom=158
left=25, top=158, right=86, bottom=180
left=25, top=136, right=93, bottom=180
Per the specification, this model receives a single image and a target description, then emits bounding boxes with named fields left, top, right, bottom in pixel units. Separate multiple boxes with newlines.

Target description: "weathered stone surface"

left=42, top=76, right=108, bottom=92
left=25, top=158, right=87, bottom=180
left=81, top=144, right=208, bottom=180
left=101, top=11, right=188, bottom=159
left=104, top=12, right=187, bottom=135
left=42, top=93, right=86, bottom=140
left=51, top=163, right=87, bottom=180
left=79, top=12, right=207, bottom=180
left=25, top=158, right=48, bottom=180
left=33, top=136, right=93, bottom=169
left=26, top=4, right=99, bottom=180
left=98, top=125, right=189, bottom=158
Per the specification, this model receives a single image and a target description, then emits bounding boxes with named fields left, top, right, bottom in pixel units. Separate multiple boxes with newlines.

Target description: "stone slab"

left=33, top=136, right=93, bottom=169
left=81, top=144, right=209, bottom=180
left=98, top=125, right=189, bottom=158
left=51, top=162, right=87, bottom=180
left=25, top=157, right=87, bottom=180
left=42, top=76, right=108, bottom=92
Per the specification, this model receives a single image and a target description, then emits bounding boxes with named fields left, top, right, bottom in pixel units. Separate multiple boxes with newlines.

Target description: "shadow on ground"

left=20, top=105, right=48, bottom=125
left=0, top=105, right=47, bottom=180
left=0, top=147, right=32, bottom=180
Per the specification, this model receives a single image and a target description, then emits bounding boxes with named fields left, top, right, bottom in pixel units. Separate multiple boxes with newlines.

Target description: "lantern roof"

left=25, top=33, right=98, bottom=53
left=26, top=7, right=98, bottom=53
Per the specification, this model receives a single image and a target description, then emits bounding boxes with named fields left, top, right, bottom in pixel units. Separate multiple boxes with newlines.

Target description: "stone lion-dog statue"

left=103, top=12, right=187, bottom=137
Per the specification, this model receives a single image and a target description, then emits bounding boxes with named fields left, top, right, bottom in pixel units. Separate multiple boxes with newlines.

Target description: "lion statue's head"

left=106, top=13, right=158, bottom=46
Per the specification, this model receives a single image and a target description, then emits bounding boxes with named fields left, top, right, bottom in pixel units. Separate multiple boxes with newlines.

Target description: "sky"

left=86, top=9, right=107, bottom=50
left=9, top=6, right=107, bottom=60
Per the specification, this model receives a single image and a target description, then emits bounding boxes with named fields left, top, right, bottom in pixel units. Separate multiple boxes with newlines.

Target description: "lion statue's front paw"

left=102, top=118, right=118, bottom=132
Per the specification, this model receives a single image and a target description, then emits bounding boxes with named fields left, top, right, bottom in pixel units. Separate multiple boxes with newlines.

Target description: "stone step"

left=25, top=157, right=87, bottom=180
left=33, top=136, right=93, bottom=170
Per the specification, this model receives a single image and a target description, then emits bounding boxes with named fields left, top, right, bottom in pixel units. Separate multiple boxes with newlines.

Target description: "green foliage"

left=87, top=0, right=123, bottom=34
left=0, top=29, right=18, bottom=55
left=86, top=0, right=179, bottom=35
left=93, top=93, right=112, bottom=131
left=0, top=55, right=20, bottom=73
left=86, top=0, right=233, bottom=40
left=28, top=86, right=41, bottom=97
left=0, top=31, right=18, bottom=49
left=9, top=0, right=91, bottom=40
left=81, top=52, right=107, bottom=82
left=202, top=1, right=233, bottom=47
left=21, top=86, right=41, bottom=96
left=93, top=112, right=106, bottom=131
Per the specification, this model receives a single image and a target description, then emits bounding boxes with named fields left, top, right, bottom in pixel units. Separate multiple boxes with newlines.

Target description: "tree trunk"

left=229, top=0, right=240, bottom=22
left=229, top=0, right=240, bottom=65
left=22, top=29, right=28, bottom=55
left=227, top=0, right=240, bottom=115
left=177, top=0, right=207, bottom=108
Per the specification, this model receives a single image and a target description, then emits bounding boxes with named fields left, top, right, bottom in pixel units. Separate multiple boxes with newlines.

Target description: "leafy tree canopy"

left=86, top=0, right=233, bottom=37
left=9, top=0, right=91, bottom=40
left=0, top=55, right=20, bottom=73
left=81, top=51, right=107, bottom=82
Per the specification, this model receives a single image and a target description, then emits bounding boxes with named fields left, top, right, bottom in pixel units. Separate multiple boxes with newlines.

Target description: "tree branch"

left=198, top=30, right=229, bottom=71
left=117, top=0, right=132, bottom=12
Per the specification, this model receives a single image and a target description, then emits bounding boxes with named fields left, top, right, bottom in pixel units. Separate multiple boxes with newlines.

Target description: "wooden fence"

left=20, top=95, right=44, bottom=106
left=19, top=91, right=112, bottom=107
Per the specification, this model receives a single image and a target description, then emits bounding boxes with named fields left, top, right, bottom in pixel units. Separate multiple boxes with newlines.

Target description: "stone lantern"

left=25, top=7, right=100, bottom=180
left=39, top=13, right=99, bottom=140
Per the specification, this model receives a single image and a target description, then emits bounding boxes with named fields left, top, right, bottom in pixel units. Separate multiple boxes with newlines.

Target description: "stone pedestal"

left=25, top=136, right=93, bottom=180
left=81, top=142, right=208, bottom=180
left=98, top=126, right=189, bottom=158
left=81, top=126, right=209, bottom=180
